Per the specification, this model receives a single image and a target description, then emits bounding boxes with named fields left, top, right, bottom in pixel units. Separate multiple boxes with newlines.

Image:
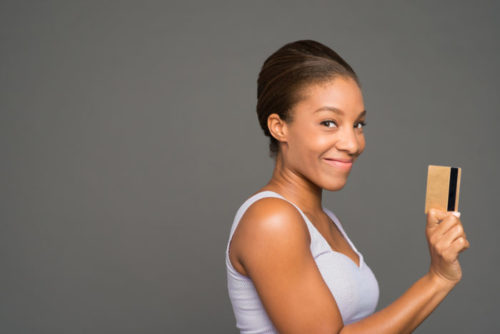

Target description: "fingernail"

left=452, top=211, right=461, bottom=218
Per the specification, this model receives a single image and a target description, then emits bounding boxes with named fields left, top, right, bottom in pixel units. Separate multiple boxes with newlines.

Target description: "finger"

left=427, top=208, right=449, bottom=227
left=439, top=223, right=465, bottom=248
left=433, top=215, right=461, bottom=239
left=427, top=211, right=460, bottom=236
left=461, top=238, right=471, bottom=251
left=448, top=237, right=470, bottom=256
left=441, top=238, right=466, bottom=263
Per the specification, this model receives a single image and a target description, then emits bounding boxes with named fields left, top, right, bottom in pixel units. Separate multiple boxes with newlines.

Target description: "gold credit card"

left=424, top=165, right=461, bottom=213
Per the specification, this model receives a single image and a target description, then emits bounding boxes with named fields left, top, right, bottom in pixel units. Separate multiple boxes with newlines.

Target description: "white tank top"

left=225, top=191, right=379, bottom=333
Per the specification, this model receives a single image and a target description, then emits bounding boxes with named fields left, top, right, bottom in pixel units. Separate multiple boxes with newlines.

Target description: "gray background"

left=1, top=1, right=498, bottom=333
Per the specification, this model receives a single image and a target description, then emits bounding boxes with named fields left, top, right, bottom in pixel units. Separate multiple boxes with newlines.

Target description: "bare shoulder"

left=230, top=198, right=305, bottom=270
left=237, top=197, right=310, bottom=249
left=230, top=197, right=310, bottom=272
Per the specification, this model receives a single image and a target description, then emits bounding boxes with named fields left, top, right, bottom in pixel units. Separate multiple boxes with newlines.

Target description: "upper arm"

left=235, top=198, right=344, bottom=334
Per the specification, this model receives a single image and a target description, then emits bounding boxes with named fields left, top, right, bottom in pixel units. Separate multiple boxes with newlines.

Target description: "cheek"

left=290, top=127, right=320, bottom=151
left=293, top=131, right=336, bottom=161
left=304, top=133, right=331, bottom=157
left=313, top=131, right=331, bottom=146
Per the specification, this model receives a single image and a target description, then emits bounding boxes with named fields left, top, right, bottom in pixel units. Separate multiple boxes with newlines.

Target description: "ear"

left=267, top=113, right=288, bottom=143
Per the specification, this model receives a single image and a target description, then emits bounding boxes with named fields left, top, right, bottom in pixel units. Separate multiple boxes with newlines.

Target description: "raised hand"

left=426, top=209, right=470, bottom=284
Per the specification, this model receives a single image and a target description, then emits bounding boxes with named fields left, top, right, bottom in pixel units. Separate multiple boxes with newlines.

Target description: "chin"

left=322, top=178, right=348, bottom=192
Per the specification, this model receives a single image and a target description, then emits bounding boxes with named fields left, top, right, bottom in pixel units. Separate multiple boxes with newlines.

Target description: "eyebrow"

left=314, top=106, right=367, bottom=118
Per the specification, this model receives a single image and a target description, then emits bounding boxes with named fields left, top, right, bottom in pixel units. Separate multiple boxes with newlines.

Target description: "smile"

left=323, top=158, right=353, bottom=171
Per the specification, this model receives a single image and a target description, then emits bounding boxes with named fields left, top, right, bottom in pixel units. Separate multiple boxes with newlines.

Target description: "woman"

left=225, top=40, right=470, bottom=334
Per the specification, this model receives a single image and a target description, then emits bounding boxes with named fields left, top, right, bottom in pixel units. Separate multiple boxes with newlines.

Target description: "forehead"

left=293, top=77, right=364, bottom=116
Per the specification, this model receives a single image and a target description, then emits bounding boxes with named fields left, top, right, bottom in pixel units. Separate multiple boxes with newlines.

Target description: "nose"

left=335, top=126, right=361, bottom=155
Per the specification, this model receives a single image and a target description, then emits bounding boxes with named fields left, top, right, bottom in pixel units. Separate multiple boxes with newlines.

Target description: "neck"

left=262, top=152, right=323, bottom=215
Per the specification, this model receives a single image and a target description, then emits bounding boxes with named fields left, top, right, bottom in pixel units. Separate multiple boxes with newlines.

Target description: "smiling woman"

left=272, top=78, right=367, bottom=191
left=225, top=40, right=470, bottom=334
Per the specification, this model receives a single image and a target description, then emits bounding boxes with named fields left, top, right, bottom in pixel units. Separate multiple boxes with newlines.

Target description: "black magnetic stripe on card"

left=447, top=167, right=458, bottom=211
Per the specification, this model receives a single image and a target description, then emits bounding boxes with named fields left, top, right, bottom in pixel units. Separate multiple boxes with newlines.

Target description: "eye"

left=321, top=120, right=337, bottom=128
left=355, top=121, right=367, bottom=129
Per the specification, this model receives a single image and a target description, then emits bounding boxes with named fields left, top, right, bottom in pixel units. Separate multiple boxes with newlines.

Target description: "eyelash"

left=321, top=120, right=367, bottom=129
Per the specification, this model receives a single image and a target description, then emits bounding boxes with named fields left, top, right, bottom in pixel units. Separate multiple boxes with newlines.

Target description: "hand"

left=426, top=208, right=470, bottom=284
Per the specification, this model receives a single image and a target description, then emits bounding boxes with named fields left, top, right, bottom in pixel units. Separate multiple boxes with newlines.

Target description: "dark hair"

left=256, top=40, right=360, bottom=159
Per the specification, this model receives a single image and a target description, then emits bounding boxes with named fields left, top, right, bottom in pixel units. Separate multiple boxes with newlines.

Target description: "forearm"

left=340, top=272, right=456, bottom=334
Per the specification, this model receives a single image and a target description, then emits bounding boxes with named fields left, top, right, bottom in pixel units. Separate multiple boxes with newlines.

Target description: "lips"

left=324, top=157, right=353, bottom=163
left=323, top=158, right=353, bottom=171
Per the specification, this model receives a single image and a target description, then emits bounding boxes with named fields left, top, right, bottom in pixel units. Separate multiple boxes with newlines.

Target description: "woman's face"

left=280, top=76, right=366, bottom=191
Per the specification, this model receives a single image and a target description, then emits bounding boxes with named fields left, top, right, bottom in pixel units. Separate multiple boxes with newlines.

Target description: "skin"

left=228, top=76, right=470, bottom=333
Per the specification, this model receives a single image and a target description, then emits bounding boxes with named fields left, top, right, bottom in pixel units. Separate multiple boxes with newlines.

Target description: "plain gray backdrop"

left=1, top=1, right=499, bottom=333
